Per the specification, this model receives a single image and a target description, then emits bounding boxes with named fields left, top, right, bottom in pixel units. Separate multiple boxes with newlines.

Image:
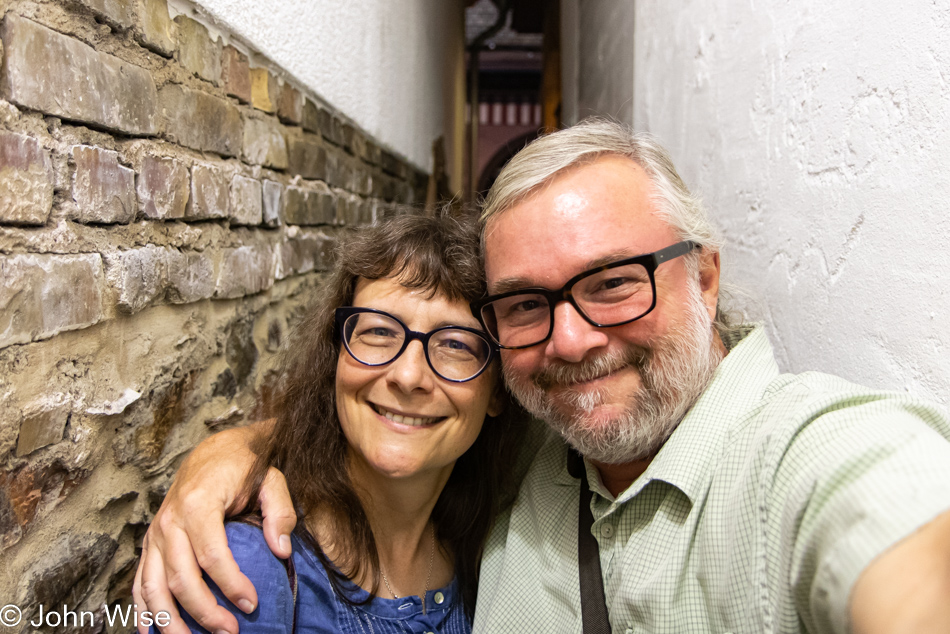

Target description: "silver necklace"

left=380, top=523, right=436, bottom=613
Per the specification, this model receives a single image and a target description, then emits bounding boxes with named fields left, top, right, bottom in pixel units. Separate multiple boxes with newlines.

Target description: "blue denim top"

left=169, top=522, right=471, bottom=633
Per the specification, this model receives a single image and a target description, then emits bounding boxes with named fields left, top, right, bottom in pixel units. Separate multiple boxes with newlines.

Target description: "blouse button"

left=434, top=591, right=445, bottom=605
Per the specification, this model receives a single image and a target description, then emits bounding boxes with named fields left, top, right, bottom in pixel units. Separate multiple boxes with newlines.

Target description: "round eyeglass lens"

left=572, top=262, right=654, bottom=325
left=427, top=328, right=492, bottom=381
left=342, top=312, right=406, bottom=365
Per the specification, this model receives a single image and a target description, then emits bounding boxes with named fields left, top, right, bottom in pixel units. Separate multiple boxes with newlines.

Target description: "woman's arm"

left=133, top=421, right=298, bottom=634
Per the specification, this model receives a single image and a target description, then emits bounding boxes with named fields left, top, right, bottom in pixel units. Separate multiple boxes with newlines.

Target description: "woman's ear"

left=487, top=388, right=504, bottom=418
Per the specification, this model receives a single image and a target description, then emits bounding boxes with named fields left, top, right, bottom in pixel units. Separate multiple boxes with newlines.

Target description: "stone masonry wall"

left=0, top=0, right=427, bottom=630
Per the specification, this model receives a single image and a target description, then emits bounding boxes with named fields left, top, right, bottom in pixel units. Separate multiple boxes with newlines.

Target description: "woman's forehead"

left=351, top=276, right=474, bottom=321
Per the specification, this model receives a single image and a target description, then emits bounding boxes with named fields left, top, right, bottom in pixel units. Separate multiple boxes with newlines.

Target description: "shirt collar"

left=596, top=324, right=780, bottom=506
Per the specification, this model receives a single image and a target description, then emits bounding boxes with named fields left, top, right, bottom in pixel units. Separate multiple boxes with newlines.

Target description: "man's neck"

left=590, top=457, right=652, bottom=498
left=582, top=328, right=731, bottom=499
left=588, top=330, right=730, bottom=497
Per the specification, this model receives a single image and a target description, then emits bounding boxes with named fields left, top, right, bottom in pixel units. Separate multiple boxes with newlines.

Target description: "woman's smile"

left=370, top=402, right=445, bottom=427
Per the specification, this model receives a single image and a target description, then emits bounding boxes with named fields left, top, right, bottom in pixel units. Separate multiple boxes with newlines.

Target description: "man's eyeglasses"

left=470, top=241, right=700, bottom=350
left=335, top=307, right=496, bottom=382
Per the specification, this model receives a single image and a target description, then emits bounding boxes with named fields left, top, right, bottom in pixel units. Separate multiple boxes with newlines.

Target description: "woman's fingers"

left=259, top=467, right=297, bottom=559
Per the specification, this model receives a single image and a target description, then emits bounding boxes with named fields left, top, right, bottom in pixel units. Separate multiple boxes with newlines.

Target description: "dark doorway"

left=465, top=0, right=560, bottom=198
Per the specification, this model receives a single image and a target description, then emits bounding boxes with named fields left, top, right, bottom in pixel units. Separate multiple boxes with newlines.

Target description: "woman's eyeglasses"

left=335, top=307, right=496, bottom=383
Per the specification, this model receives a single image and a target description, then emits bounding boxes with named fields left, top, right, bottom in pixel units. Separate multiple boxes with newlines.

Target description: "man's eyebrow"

left=489, top=277, right=540, bottom=295
left=581, top=250, right=642, bottom=271
left=489, top=250, right=643, bottom=295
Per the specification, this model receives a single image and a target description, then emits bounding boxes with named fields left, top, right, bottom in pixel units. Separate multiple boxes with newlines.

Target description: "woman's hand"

left=132, top=421, right=297, bottom=634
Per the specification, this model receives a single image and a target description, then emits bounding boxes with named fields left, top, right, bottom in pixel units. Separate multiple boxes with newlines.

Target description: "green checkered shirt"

left=474, top=325, right=950, bottom=634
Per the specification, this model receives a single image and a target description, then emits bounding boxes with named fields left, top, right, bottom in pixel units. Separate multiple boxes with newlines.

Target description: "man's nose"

left=544, top=301, right=609, bottom=363
left=387, top=340, right=435, bottom=393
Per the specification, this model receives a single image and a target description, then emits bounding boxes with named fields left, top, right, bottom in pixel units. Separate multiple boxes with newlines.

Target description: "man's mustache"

left=533, top=345, right=651, bottom=390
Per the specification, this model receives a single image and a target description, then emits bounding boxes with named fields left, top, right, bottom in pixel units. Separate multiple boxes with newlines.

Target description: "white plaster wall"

left=188, top=0, right=463, bottom=169
left=633, top=1, right=950, bottom=404
left=560, top=0, right=635, bottom=125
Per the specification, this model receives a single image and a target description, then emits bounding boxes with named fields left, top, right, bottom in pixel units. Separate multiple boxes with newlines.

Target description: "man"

left=135, top=120, right=950, bottom=633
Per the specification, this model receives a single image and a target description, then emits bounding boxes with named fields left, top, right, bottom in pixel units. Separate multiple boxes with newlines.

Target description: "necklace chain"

left=380, top=523, right=436, bottom=613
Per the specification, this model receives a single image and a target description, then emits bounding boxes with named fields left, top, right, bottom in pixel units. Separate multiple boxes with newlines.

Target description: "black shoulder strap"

left=230, top=515, right=298, bottom=632
left=568, top=449, right=612, bottom=634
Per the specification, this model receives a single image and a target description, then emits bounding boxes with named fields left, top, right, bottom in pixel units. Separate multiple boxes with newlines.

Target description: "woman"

left=172, top=212, right=526, bottom=633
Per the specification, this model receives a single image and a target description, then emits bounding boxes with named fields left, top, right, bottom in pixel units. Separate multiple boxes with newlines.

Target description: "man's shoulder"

left=674, top=360, right=950, bottom=506
left=723, top=368, right=950, bottom=498
left=755, top=368, right=950, bottom=436
left=725, top=324, right=947, bottom=430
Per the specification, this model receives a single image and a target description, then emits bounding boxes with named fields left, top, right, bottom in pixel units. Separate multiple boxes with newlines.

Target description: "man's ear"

left=698, top=249, right=721, bottom=321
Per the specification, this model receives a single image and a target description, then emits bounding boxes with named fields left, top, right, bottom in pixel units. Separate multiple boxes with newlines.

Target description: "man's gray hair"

left=481, top=118, right=723, bottom=253
left=481, top=117, right=745, bottom=335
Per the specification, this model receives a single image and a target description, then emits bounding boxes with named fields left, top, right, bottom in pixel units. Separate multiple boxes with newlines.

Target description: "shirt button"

left=600, top=523, right=614, bottom=539
left=434, top=591, right=444, bottom=605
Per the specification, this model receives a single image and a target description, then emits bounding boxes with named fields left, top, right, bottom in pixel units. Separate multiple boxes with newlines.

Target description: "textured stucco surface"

left=633, top=1, right=950, bottom=404
left=577, top=0, right=635, bottom=124
left=187, top=0, right=462, bottom=169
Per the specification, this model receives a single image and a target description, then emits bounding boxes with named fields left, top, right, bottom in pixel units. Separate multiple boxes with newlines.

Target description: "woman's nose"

left=386, top=340, right=435, bottom=393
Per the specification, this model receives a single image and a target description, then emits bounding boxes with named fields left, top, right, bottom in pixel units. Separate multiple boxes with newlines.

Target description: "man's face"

left=483, top=155, right=724, bottom=464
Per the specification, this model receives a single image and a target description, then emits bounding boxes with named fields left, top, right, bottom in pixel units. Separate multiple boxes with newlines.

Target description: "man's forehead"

left=484, top=155, right=655, bottom=230
left=483, top=156, right=670, bottom=287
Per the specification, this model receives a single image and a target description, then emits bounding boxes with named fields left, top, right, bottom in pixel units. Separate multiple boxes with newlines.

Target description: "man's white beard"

left=503, top=280, right=724, bottom=465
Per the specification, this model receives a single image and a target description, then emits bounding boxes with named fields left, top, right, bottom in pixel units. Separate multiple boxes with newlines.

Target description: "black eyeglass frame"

left=335, top=306, right=497, bottom=383
left=470, top=240, right=700, bottom=350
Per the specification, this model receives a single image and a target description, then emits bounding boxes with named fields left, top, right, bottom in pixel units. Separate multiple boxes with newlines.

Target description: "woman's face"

left=336, top=276, right=501, bottom=482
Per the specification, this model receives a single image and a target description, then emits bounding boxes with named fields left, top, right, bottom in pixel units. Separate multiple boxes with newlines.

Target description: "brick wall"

left=0, top=1, right=427, bottom=629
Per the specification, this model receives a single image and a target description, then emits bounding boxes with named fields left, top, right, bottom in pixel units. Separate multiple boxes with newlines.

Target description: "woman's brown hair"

left=241, top=211, right=527, bottom=617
